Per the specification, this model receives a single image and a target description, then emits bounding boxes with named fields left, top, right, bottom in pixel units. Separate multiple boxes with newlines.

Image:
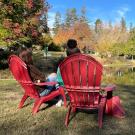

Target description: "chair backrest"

left=59, top=54, right=103, bottom=108
left=8, top=55, right=39, bottom=98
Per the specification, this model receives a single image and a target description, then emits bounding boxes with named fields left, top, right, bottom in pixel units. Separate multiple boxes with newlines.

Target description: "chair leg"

left=98, top=97, right=106, bottom=128
left=65, top=105, right=72, bottom=127
left=32, top=99, right=42, bottom=115
left=18, top=94, right=28, bottom=109
left=98, top=104, right=104, bottom=128
left=59, top=87, right=67, bottom=107
left=72, top=107, right=76, bottom=113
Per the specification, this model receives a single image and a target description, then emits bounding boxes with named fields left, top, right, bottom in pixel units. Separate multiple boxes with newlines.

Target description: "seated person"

left=66, top=39, right=81, bottom=56
left=17, top=46, right=58, bottom=97
left=57, top=39, right=81, bottom=86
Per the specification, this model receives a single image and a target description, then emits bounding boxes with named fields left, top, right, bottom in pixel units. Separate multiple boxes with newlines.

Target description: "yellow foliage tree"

left=53, top=21, right=92, bottom=49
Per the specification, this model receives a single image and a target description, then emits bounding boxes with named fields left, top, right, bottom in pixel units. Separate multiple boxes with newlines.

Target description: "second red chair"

left=8, top=55, right=67, bottom=114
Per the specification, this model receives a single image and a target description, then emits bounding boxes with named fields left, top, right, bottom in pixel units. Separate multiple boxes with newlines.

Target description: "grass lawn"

left=0, top=80, right=135, bottom=135
left=0, top=52, right=135, bottom=135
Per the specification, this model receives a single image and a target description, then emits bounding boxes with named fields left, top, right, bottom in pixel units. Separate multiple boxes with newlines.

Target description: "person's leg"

left=47, top=73, right=64, bottom=106
left=40, top=73, right=58, bottom=97
left=39, top=89, right=52, bottom=97
left=41, top=73, right=64, bottom=106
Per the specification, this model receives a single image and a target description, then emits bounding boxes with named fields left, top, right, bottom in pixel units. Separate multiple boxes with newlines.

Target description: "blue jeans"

left=40, top=73, right=59, bottom=97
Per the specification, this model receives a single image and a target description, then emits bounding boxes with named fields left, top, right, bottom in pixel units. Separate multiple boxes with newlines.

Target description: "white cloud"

left=113, top=6, right=130, bottom=23
left=116, top=6, right=130, bottom=18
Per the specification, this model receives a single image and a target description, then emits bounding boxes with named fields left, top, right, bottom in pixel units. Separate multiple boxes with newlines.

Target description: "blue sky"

left=47, top=0, right=135, bottom=28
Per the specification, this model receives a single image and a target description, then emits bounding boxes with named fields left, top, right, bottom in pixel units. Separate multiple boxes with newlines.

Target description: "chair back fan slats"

left=59, top=54, right=103, bottom=108
left=8, top=55, right=39, bottom=98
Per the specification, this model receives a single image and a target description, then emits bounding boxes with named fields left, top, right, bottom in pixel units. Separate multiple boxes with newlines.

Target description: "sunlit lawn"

left=0, top=53, right=135, bottom=135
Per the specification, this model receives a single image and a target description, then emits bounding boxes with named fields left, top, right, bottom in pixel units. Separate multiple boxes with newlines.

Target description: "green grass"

left=0, top=78, right=135, bottom=134
left=0, top=69, right=13, bottom=79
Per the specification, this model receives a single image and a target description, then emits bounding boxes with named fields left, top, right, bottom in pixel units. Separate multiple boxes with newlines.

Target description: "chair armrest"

left=34, top=82, right=57, bottom=86
left=101, top=85, right=116, bottom=92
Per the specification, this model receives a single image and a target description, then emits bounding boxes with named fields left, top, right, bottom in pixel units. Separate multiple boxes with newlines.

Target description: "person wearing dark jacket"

left=17, top=46, right=57, bottom=96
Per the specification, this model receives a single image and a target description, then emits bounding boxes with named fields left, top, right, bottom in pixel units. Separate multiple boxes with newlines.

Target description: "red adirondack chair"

left=8, top=55, right=67, bottom=114
left=59, top=54, right=116, bottom=128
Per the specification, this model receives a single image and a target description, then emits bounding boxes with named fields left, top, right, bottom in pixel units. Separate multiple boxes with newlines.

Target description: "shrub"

left=0, top=49, right=10, bottom=60
left=0, top=49, right=11, bottom=69
left=48, top=43, right=61, bottom=52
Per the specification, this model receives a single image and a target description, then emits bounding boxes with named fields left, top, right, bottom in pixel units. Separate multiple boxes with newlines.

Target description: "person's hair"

left=17, top=45, right=27, bottom=56
left=67, top=39, right=77, bottom=49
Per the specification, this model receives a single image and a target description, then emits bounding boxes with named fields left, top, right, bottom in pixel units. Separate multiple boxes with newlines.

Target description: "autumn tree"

left=53, top=27, right=72, bottom=45
left=95, top=23, right=129, bottom=57
left=0, top=0, right=50, bottom=47
left=53, top=21, right=92, bottom=50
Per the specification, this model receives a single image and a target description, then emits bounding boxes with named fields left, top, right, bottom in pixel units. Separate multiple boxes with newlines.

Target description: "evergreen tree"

left=65, top=9, right=71, bottom=27
left=39, top=1, right=51, bottom=34
left=41, top=13, right=49, bottom=33
left=65, top=8, right=78, bottom=27
left=95, top=19, right=103, bottom=33
left=80, top=6, right=87, bottom=23
left=53, top=12, right=61, bottom=35
left=120, top=17, right=126, bottom=32
left=70, top=8, right=78, bottom=25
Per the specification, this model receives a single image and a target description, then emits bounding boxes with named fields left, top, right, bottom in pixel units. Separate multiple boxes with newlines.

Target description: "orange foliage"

left=53, top=22, right=92, bottom=49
